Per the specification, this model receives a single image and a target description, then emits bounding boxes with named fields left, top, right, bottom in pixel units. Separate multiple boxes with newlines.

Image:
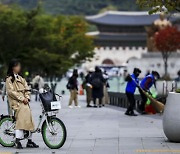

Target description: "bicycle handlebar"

left=29, top=88, right=62, bottom=99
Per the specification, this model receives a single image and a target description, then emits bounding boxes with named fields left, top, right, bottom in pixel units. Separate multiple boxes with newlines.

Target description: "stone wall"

left=82, top=46, right=147, bottom=70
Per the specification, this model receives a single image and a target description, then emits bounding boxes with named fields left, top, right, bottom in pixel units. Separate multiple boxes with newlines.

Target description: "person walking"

left=125, top=68, right=141, bottom=116
left=90, top=67, right=105, bottom=108
left=6, top=59, right=38, bottom=149
left=84, top=68, right=94, bottom=107
left=139, top=71, right=160, bottom=114
left=67, top=69, right=80, bottom=108
left=32, top=74, right=44, bottom=101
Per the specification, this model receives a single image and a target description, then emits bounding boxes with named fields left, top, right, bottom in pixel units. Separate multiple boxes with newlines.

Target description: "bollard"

left=171, top=81, right=177, bottom=92
left=163, top=80, right=167, bottom=96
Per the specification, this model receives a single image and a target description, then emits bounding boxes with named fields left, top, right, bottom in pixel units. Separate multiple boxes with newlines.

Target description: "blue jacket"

left=140, top=74, right=155, bottom=90
left=126, top=74, right=139, bottom=94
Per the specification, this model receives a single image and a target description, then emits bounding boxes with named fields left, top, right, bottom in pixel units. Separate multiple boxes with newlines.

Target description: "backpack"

left=66, top=82, right=72, bottom=89
left=91, top=77, right=102, bottom=88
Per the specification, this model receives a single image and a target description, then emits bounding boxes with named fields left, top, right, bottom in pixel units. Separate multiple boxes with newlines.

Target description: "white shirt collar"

left=14, top=74, right=19, bottom=79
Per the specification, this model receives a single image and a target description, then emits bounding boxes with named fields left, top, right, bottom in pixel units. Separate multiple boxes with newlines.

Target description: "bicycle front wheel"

left=41, top=117, right=67, bottom=149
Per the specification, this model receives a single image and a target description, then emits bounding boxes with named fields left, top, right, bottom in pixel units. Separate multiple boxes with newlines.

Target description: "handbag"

left=39, top=91, right=58, bottom=112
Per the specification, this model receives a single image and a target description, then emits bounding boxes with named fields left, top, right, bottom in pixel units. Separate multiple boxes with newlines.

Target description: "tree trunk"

left=162, top=52, right=170, bottom=78
left=164, top=57, right=168, bottom=77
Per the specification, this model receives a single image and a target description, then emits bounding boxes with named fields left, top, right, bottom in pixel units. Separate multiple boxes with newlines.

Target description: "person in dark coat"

left=67, top=69, right=80, bottom=108
left=84, top=68, right=94, bottom=107
left=90, top=67, right=105, bottom=108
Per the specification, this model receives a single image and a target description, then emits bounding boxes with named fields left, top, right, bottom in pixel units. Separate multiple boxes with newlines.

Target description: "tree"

left=99, top=5, right=118, bottom=13
left=1, top=0, right=142, bottom=15
left=0, top=4, right=27, bottom=76
left=154, top=26, right=180, bottom=77
left=0, top=4, right=94, bottom=78
left=136, top=0, right=180, bottom=14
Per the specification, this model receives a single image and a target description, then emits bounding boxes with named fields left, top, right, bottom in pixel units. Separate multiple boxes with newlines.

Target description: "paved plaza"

left=0, top=95, right=180, bottom=154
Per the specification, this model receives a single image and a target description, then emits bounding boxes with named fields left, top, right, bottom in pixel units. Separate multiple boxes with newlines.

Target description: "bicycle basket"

left=39, top=91, right=59, bottom=112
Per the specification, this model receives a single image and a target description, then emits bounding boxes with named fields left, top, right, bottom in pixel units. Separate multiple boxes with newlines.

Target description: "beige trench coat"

left=6, top=76, right=34, bottom=131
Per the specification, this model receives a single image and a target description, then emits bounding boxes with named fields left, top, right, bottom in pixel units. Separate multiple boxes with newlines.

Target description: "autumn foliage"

left=155, top=26, right=180, bottom=52
left=154, top=26, right=180, bottom=78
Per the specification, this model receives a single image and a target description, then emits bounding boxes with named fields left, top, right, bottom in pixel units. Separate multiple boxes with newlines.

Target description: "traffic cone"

left=79, top=85, right=84, bottom=95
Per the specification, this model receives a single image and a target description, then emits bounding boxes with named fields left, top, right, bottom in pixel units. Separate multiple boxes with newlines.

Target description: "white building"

left=82, top=46, right=147, bottom=69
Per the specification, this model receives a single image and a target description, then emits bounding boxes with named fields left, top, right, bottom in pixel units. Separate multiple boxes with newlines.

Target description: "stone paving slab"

left=0, top=95, right=179, bottom=154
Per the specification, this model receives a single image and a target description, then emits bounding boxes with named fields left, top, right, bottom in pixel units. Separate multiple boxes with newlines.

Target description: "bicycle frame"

left=32, top=91, right=62, bottom=133
left=32, top=109, right=57, bottom=134
left=32, top=88, right=62, bottom=134
left=33, top=95, right=61, bottom=134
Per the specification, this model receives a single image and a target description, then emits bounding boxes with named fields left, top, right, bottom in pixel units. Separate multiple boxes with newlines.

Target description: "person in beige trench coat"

left=6, top=59, right=39, bottom=149
left=6, top=76, right=34, bottom=130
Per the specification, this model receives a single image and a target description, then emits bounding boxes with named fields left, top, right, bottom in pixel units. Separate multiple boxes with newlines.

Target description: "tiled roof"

left=86, top=11, right=178, bottom=26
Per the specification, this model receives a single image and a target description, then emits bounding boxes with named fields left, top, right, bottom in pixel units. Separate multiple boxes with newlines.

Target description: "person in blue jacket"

left=125, top=68, right=141, bottom=116
left=139, top=71, right=160, bottom=114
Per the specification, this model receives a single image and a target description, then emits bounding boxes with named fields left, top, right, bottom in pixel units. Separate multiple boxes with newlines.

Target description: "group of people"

left=67, top=66, right=161, bottom=114
left=67, top=66, right=109, bottom=108
left=125, top=68, right=160, bottom=116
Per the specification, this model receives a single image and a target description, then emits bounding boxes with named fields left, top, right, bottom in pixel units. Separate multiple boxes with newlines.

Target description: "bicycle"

left=0, top=89, right=67, bottom=149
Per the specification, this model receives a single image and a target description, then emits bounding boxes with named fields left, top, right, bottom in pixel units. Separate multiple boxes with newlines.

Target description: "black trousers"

left=139, top=89, right=147, bottom=112
left=93, top=98, right=102, bottom=106
left=126, top=92, right=135, bottom=113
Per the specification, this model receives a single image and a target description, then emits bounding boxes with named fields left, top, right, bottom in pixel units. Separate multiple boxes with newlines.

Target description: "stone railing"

left=108, top=92, right=142, bottom=108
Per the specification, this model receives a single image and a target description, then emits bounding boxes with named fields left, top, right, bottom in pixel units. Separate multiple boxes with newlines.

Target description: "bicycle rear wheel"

left=0, top=116, right=15, bottom=147
left=41, top=117, right=67, bottom=149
